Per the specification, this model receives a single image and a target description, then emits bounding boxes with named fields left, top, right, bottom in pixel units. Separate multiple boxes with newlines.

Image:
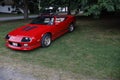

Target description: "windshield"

left=31, top=16, right=54, bottom=25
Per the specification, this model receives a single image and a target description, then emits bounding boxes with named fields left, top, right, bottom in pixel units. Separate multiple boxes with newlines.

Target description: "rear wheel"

left=69, top=24, right=75, bottom=32
left=41, top=33, right=51, bottom=47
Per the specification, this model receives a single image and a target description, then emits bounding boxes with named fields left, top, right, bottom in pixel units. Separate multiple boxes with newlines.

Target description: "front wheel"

left=41, top=33, right=51, bottom=47
left=68, top=24, right=75, bottom=32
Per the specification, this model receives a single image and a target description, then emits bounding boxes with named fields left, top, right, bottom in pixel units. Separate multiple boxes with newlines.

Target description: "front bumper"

left=6, top=41, right=40, bottom=50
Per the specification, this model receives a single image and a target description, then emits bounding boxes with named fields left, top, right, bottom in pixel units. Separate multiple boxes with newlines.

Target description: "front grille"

left=9, top=42, right=22, bottom=47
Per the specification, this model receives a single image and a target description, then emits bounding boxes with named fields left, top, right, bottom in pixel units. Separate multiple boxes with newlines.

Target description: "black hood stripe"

left=23, top=26, right=38, bottom=31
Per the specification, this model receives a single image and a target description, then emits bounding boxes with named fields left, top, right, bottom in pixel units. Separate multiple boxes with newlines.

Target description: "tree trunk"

left=67, top=0, right=71, bottom=15
left=23, top=0, right=28, bottom=20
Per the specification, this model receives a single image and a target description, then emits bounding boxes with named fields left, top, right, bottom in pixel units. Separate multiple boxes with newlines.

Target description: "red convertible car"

left=5, top=15, right=76, bottom=50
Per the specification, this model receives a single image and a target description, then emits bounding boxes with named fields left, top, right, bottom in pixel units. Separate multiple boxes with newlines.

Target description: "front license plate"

left=12, top=42, right=18, bottom=46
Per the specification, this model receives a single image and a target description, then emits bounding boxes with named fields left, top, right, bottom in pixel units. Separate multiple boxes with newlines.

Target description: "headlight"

left=21, top=37, right=31, bottom=42
left=5, top=34, right=10, bottom=39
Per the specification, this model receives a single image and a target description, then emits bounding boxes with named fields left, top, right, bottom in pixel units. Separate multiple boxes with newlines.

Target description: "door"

left=51, top=17, right=68, bottom=39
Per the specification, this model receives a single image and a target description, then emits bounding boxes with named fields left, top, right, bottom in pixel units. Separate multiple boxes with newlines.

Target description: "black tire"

left=41, top=33, right=51, bottom=47
left=68, top=23, right=75, bottom=32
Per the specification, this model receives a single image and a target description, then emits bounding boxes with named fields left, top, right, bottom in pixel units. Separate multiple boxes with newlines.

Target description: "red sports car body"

left=5, top=15, right=76, bottom=50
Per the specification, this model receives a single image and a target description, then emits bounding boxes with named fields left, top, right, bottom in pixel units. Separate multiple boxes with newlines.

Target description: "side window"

left=44, top=18, right=54, bottom=25
left=49, top=18, right=54, bottom=25
left=60, top=18, right=65, bottom=22
left=44, top=18, right=50, bottom=23
left=8, top=7, right=10, bottom=11
left=55, top=17, right=65, bottom=24
left=56, top=18, right=61, bottom=23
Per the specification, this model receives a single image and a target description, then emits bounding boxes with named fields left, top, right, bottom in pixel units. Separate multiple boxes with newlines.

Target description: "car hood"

left=9, top=24, right=50, bottom=37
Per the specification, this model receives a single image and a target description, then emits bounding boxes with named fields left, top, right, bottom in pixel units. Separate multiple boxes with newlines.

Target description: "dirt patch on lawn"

left=0, top=55, right=87, bottom=80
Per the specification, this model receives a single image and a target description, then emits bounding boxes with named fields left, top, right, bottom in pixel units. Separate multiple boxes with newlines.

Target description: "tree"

left=79, top=0, right=120, bottom=17
left=28, top=0, right=39, bottom=14
left=13, top=0, right=29, bottom=20
left=13, top=0, right=120, bottom=19
left=0, top=0, right=4, bottom=2
left=23, top=0, right=28, bottom=19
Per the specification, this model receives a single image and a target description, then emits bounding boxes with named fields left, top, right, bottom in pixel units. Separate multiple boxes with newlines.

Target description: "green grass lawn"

left=0, top=17, right=120, bottom=79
